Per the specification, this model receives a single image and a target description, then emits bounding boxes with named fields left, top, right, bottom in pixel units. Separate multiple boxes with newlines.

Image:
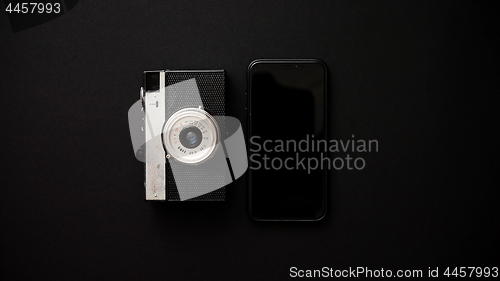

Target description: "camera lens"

left=186, top=132, right=197, bottom=144
left=162, top=107, right=220, bottom=164
left=179, top=126, right=203, bottom=149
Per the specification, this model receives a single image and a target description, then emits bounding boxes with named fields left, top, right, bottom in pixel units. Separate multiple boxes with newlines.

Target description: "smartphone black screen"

left=248, top=60, right=327, bottom=220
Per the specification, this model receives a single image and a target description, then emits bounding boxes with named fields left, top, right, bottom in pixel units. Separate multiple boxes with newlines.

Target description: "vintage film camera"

left=129, top=70, right=247, bottom=201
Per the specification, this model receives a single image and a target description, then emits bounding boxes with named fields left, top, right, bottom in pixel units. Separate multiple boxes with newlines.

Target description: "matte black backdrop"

left=1, top=1, right=499, bottom=280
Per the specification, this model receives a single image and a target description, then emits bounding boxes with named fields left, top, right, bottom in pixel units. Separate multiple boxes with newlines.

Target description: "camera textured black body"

left=164, top=70, right=226, bottom=201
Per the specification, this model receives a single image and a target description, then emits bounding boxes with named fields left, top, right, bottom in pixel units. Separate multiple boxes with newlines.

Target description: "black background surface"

left=1, top=1, right=499, bottom=280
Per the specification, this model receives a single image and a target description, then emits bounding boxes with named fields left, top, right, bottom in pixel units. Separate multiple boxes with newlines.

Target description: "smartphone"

left=247, top=59, right=327, bottom=221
